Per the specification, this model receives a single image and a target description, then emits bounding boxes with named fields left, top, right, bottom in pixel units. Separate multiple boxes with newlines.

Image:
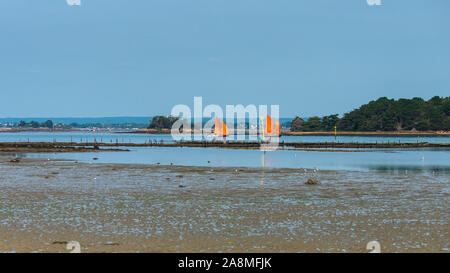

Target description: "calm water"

left=1, top=132, right=450, bottom=144
left=20, top=146, right=450, bottom=173
left=2, top=133, right=449, bottom=253
left=2, top=132, right=449, bottom=172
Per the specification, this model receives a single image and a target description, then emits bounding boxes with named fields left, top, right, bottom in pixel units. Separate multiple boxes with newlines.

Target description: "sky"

left=0, top=0, right=449, bottom=118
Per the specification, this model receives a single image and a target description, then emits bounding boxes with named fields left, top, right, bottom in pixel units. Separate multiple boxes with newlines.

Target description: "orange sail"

left=266, top=115, right=273, bottom=135
left=274, top=120, right=280, bottom=135
left=214, top=117, right=221, bottom=135
left=222, top=121, right=228, bottom=136
left=214, top=117, right=228, bottom=136
left=265, top=115, right=280, bottom=136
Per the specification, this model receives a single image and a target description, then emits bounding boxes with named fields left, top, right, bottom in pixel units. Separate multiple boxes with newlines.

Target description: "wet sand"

left=0, top=157, right=448, bottom=253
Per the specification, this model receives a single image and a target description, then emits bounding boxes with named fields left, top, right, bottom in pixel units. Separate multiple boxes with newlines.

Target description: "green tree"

left=30, top=121, right=40, bottom=128
left=322, top=114, right=339, bottom=131
left=290, top=117, right=304, bottom=131
left=148, top=116, right=179, bottom=129
left=302, top=116, right=322, bottom=131
left=334, top=96, right=449, bottom=131
left=41, top=120, right=54, bottom=129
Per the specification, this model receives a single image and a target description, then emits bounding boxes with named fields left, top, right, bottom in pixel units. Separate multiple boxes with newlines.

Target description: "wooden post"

left=334, top=125, right=337, bottom=142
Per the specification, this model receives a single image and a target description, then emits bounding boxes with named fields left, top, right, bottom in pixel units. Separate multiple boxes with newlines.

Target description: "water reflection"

left=22, top=146, right=450, bottom=173
left=260, top=151, right=265, bottom=187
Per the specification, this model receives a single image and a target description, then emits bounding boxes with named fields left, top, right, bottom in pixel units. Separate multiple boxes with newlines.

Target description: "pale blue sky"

left=0, top=0, right=449, bottom=117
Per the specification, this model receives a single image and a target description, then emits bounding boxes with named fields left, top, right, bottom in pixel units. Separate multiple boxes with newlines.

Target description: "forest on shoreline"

left=291, top=96, right=450, bottom=132
left=2, top=97, right=449, bottom=133
left=145, top=96, right=450, bottom=133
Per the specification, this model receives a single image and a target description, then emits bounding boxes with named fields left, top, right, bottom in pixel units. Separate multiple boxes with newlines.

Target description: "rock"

left=52, top=241, right=68, bottom=245
left=305, top=178, right=319, bottom=185
left=9, top=158, right=21, bottom=163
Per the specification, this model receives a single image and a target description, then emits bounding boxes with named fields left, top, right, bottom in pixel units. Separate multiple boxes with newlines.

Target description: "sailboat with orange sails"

left=214, top=117, right=229, bottom=137
left=265, top=115, right=281, bottom=136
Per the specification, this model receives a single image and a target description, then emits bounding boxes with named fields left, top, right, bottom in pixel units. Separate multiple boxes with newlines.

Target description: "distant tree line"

left=69, top=122, right=147, bottom=129
left=12, top=121, right=148, bottom=129
left=17, top=120, right=54, bottom=129
left=147, top=116, right=179, bottom=129
left=291, top=96, right=450, bottom=132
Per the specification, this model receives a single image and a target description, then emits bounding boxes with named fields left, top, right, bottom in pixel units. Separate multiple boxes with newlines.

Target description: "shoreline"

left=1, top=128, right=450, bottom=137
left=283, top=131, right=450, bottom=137
left=0, top=142, right=128, bottom=153
left=131, top=129, right=450, bottom=137
left=0, top=141, right=449, bottom=153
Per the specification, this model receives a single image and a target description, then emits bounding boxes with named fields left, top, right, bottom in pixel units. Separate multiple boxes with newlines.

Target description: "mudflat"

left=1, top=141, right=449, bottom=152
left=0, top=157, right=448, bottom=253
left=0, top=142, right=128, bottom=153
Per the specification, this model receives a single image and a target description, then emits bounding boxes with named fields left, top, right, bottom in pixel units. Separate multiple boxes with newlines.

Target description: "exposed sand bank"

left=0, top=157, right=448, bottom=253
left=0, top=141, right=449, bottom=153
left=0, top=142, right=128, bottom=153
